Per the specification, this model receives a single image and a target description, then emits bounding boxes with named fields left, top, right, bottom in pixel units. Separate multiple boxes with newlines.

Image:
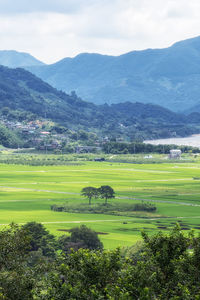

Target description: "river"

left=144, top=134, right=200, bottom=148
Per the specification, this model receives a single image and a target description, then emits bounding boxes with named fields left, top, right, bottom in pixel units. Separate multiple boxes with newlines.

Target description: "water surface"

left=144, top=134, right=200, bottom=148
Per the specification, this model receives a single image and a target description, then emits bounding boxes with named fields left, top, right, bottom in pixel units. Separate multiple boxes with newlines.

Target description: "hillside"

left=0, top=65, right=198, bottom=141
left=27, top=36, right=200, bottom=112
left=0, top=50, right=45, bottom=68
left=0, top=65, right=96, bottom=126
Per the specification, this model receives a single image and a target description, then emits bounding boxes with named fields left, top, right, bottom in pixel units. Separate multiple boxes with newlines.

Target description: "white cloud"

left=0, top=0, right=94, bottom=14
left=0, top=0, right=199, bottom=63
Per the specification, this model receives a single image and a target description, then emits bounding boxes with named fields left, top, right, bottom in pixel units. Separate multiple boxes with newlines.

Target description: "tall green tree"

left=22, top=222, right=57, bottom=258
left=98, top=185, right=115, bottom=205
left=81, top=186, right=99, bottom=205
left=58, top=225, right=103, bottom=253
left=0, top=224, right=34, bottom=300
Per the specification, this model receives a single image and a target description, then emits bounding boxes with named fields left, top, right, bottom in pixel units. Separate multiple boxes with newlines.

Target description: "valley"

left=1, top=1, right=200, bottom=298
left=1, top=153, right=200, bottom=249
left=1, top=41, right=200, bottom=252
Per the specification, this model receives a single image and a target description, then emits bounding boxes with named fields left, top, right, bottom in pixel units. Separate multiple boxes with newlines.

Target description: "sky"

left=0, top=0, right=200, bottom=64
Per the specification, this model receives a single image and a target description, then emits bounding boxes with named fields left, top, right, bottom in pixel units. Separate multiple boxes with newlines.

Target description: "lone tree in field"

left=98, top=185, right=115, bottom=205
left=81, top=187, right=99, bottom=205
left=58, top=225, right=103, bottom=253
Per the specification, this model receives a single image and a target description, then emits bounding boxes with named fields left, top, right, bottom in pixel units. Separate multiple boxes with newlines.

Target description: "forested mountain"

left=0, top=50, right=44, bottom=68
left=0, top=65, right=198, bottom=140
left=185, top=103, right=200, bottom=116
left=27, top=36, right=200, bottom=112
left=0, top=65, right=93, bottom=125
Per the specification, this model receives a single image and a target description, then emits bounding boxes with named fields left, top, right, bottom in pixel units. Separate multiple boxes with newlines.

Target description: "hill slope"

left=0, top=65, right=95, bottom=126
left=0, top=50, right=45, bottom=68
left=0, top=65, right=197, bottom=140
left=27, top=36, right=200, bottom=112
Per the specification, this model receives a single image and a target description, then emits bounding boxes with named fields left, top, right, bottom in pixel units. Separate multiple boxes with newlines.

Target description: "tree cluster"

left=1, top=223, right=200, bottom=299
left=103, top=141, right=200, bottom=154
left=81, top=185, right=115, bottom=205
left=0, top=222, right=102, bottom=299
left=0, top=124, right=22, bottom=148
left=58, top=225, right=103, bottom=254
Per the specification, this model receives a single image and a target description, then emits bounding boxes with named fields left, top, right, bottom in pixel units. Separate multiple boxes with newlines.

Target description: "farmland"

left=0, top=153, right=200, bottom=248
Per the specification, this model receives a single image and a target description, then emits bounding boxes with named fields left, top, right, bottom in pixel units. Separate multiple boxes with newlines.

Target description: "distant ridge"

left=0, top=50, right=45, bottom=68
left=25, top=35, right=200, bottom=112
left=0, top=64, right=196, bottom=140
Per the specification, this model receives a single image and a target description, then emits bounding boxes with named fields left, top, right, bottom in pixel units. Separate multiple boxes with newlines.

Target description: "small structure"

left=169, top=149, right=182, bottom=159
left=76, top=146, right=101, bottom=153
left=94, top=157, right=105, bottom=162
left=40, top=131, right=50, bottom=135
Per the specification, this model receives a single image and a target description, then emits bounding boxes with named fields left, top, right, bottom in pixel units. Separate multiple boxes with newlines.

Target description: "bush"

left=51, top=202, right=157, bottom=215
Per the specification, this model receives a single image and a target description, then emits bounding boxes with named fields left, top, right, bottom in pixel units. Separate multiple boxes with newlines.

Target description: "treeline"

left=51, top=202, right=157, bottom=215
left=0, top=157, right=82, bottom=166
left=1, top=223, right=200, bottom=299
left=103, top=141, right=200, bottom=154
left=0, top=124, right=23, bottom=148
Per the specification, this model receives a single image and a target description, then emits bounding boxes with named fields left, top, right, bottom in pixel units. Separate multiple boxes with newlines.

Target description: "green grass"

left=1, top=154, right=200, bottom=248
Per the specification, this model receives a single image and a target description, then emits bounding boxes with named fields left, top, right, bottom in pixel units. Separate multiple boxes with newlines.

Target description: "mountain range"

left=1, top=36, right=200, bottom=113
left=0, top=65, right=196, bottom=140
left=22, top=35, right=200, bottom=113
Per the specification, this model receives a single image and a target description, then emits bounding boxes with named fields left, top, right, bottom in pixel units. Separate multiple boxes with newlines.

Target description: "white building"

left=169, top=149, right=182, bottom=159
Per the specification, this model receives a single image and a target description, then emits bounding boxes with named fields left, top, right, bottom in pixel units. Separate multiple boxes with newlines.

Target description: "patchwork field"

left=0, top=156, right=200, bottom=248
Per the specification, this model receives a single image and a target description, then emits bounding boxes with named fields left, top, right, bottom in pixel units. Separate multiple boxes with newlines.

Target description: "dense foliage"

left=51, top=202, right=157, bottom=215
left=22, top=222, right=58, bottom=258
left=0, top=124, right=22, bottom=148
left=1, top=223, right=200, bottom=299
left=58, top=225, right=103, bottom=253
left=103, top=141, right=200, bottom=154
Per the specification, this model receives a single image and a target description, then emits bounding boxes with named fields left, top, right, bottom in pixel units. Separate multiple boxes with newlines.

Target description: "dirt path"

left=117, top=196, right=200, bottom=207
left=0, top=215, right=200, bottom=227
left=0, top=219, right=134, bottom=226
left=0, top=185, right=78, bottom=195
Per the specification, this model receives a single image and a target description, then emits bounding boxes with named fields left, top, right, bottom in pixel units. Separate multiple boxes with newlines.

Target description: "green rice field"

left=1, top=156, right=200, bottom=248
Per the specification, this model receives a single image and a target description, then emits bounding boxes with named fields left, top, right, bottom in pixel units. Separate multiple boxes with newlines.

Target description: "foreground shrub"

left=1, top=223, right=200, bottom=299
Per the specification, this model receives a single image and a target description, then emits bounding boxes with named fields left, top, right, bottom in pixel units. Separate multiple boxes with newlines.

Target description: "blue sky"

left=0, top=0, right=199, bottom=63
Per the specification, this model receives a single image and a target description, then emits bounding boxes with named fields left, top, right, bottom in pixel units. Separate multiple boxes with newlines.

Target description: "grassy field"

left=0, top=153, right=200, bottom=248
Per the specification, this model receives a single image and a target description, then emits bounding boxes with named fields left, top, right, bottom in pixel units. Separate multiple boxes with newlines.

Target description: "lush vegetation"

left=1, top=223, right=200, bottom=299
left=0, top=124, right=22, bottom=148
left=0, top=152, right=199, bottom=297
left=51, top=202, right=157, bottom=215
left=58, top=224, right=103, bottom=253
left=103, top=141, right=200, bottom=154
